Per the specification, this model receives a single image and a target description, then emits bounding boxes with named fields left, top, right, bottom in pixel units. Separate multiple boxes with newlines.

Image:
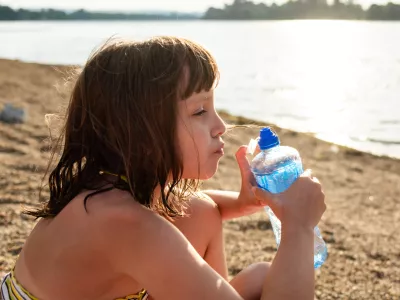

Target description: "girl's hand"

left=235, top=145, right=326, bottom=230
left=235, top=145, right=271, bottom=216
left=252, top=170, right=326, bottom=230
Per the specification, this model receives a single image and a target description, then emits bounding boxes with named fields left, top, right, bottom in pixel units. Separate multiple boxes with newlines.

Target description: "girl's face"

left=176, top=89, right=227, bottom=180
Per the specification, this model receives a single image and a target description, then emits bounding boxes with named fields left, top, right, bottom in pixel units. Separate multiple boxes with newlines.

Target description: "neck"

left=99, top=170, right=174, bottom=210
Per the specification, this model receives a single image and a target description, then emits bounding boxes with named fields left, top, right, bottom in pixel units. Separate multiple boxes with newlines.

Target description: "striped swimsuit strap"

left=1, top=271, right=38, bottom=300
left=115, top=289, right=149, bottom=300
left=1, top=271, right=148, bottom=300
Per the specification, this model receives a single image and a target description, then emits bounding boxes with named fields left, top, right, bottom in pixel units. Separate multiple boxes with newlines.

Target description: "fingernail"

left=246, top=139, right=258, bottom=155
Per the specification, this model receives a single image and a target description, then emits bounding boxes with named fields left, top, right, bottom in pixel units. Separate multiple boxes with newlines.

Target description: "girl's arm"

left=103, top=203, right=315, bottom=300
left=202, top=190, right=256, bottom=220
left=201, top=147, right=270, bottom=220
left=101, top=171, right=324, bottom=300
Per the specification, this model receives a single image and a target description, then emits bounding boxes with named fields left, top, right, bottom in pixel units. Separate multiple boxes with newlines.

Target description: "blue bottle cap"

left=258, top=127, right=280, bottom=150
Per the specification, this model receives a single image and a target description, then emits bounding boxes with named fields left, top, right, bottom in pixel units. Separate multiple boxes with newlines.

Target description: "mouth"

left=213, top=143, right=225, bottom=155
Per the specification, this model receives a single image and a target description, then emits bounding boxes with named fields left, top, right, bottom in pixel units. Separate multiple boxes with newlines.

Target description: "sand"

left=0, top=59, right=399, bottom=299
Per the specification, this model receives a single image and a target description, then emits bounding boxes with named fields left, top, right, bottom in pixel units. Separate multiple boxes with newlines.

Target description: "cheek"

left=177, top=119, right=213, bottom=178
left=179, top=139, right=208, bottom=178
left=177, top=129, right=198, bottom=171
left=181, top=139, right=203, bottom=166
left=178, top=123, right=207, bottom=157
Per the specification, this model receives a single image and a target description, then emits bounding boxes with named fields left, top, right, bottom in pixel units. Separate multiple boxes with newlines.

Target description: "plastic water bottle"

left=250, top=127, right=327, bottom=269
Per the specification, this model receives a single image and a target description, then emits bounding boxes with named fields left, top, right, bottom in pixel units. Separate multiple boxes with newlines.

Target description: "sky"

left=0, top=0, right=394, bottom=12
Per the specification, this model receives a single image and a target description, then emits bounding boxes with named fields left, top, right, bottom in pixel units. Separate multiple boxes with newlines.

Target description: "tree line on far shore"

left=205, top=0, right=400, bottom=20
left=1, top=0, right=400, bottom=21
left=0, top=6, right=198, bottom=20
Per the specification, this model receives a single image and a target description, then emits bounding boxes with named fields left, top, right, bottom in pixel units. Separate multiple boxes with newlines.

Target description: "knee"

left=247, top=262, right=271, bottom=278
left=230, top=262, right=271, bottom=300
left=231, top=262, right=271, bottom=285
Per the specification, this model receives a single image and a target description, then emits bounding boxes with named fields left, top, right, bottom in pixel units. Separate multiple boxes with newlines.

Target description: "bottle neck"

left=261, top=145, right=280, bottom=153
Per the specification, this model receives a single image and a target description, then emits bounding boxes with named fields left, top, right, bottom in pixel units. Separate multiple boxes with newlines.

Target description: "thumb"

left=251, top=186, right=278, bottom=209
left=301, top=168, right=313, bottom=178
left=236, top=146, right=253, bottom=183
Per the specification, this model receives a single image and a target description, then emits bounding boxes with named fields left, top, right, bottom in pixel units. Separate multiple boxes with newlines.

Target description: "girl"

left=1, top=36, right=325, bottom=300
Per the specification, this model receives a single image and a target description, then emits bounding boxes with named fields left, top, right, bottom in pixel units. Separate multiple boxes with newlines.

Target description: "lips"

left=214, top=143, right=225, bottom=155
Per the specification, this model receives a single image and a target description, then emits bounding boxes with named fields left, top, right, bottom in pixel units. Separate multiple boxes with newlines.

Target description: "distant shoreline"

left=2, top=0, right=400, bottom=21
left=0, top=5, right=201, bottom=21
left=3, top=18, right=400, bottom=22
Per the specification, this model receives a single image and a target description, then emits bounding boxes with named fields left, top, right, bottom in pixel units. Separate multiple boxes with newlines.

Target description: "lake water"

left=0, top=20, right=399, bottom=158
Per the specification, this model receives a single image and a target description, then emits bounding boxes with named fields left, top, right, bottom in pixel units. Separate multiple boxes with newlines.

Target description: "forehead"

left=184, top=90, right=214, bottom=105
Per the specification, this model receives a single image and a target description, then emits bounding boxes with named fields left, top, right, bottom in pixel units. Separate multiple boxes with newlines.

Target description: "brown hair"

left=26, top=36, right=219, bottom=219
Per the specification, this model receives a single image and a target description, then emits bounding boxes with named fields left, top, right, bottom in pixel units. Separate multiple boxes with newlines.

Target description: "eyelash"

left=193, top=109, right=207, bottom=116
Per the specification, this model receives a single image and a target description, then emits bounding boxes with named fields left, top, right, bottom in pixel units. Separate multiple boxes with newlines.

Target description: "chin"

left=182, top=166, right=219, bottom=180
left=182, top=158, right=222, bottom=180
left=182, top=171, right=216, bottom=180
left=200, top=163, right=220, bottom=180
left=199, top=172, right=216, bottom=180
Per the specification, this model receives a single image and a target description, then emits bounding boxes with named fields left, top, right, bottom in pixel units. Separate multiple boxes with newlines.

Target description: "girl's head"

left=28, top=36, right=226, bottom=219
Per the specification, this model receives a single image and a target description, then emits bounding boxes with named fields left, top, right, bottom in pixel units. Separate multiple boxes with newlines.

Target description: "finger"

left=312, top=176, right=320, bottom=184
left=236, top=146, right=255, bottom=184
left=251, top=186, right=276, bottom=208
left=301, top=169, right=313, bottom=178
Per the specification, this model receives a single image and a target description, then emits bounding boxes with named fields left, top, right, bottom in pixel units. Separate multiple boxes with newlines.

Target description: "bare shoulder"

left=192, top=190, right=217, bottom=205
left=177, top=191, right=220, bottom=221
left=94, top=195, right=240, bottom=299
left=77, top=188, right=218, bottom=237
left=78, top=189, right=242, bottom=299
left=81, top=187, right=153, bottom=222
left=182, top=190, right=218, bottom=211
left=73, top=188, right=162, bottom=249
left=81, top=186, right=166, bottom=236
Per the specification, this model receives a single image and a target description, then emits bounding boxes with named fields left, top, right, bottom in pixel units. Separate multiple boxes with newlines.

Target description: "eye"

left=193, top=109, right=207, bottom=116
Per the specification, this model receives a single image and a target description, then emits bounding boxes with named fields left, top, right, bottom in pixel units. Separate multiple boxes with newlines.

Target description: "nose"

left=212, top=112, right=227, bottom=138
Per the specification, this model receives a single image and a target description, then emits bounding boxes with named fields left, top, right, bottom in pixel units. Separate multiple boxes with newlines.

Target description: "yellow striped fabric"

left=1, top=271, right=38, bottom=300
left=1, top=271, right=148, bottom=300
left=116, top=289, right=149, bottom=300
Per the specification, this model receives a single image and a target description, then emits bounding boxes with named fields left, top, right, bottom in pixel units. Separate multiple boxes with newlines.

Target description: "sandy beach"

left=0, top=58, right=399, bottom=299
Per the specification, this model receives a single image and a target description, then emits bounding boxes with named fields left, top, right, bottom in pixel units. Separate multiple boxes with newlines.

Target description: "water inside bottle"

left=253, top=159, right=303, bottom=194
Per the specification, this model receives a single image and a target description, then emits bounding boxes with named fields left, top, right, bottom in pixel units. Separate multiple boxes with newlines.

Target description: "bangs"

left=178, top=41, right=220, bottom=100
